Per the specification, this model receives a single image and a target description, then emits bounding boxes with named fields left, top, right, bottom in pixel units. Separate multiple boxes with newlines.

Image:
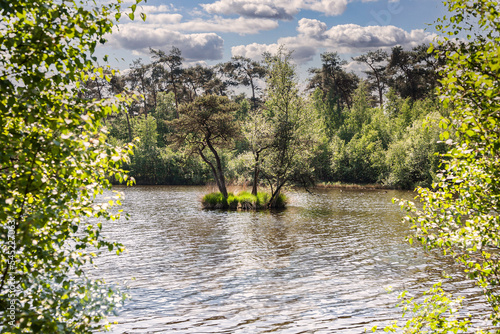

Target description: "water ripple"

left=93, top=186, right=492, bottom=333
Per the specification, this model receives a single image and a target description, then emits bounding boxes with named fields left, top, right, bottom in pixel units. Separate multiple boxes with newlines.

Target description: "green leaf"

left=0, top=0, right=134, bottom=331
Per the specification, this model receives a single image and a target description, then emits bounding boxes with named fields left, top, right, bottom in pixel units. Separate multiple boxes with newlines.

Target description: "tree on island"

left=170, top=95, right=240, bottom=198
left=258, top=47, right=321, bottom=207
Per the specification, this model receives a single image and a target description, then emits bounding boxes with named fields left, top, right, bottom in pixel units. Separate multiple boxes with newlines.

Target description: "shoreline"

left=313, top=182, right=395, bottom=190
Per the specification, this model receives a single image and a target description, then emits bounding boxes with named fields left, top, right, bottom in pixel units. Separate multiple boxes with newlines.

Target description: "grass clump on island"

left=202, top=191, right=287, bottom=210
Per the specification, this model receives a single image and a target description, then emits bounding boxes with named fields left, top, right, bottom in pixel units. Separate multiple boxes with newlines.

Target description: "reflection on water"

left=95, top=186, right=490, bottom=333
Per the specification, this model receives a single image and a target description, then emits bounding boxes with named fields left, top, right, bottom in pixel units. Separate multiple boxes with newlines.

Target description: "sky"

left=99, top=0, right=448, bottom=79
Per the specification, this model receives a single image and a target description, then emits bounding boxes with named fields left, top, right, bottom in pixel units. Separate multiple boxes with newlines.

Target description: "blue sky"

left=100, top=0, right=447, bottom=77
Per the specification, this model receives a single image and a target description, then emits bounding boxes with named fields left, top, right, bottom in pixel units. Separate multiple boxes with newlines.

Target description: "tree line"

left=83, top=43, right=448, bottom=193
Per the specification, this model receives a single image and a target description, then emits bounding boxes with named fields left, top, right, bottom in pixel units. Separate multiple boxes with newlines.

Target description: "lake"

left=95, top=186, right=491, bottom=333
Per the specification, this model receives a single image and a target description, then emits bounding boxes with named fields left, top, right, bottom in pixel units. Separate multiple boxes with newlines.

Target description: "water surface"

left=96, top=186, right=490, bottom=333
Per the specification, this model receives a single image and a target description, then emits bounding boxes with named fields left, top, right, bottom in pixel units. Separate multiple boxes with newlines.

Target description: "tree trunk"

left=251, top=152, right=260, bottom=195
left=268, top=182, right=285, bottom=208
left=199, top=148, right=225, bottom=197
left=152, top=87, right=157, bottom=110
left=375, top=74, right=383, bottom=108
left=141, top=74, right=148, bottom=117
left=250, top=79, right=257, bottom=110
left=96, top=77, right=103, bottom=100
left=206, top=140, right=228, bottom=198
left=125, top=112, right=133, bottom=143
left=170, top=73, right=179, bottom=118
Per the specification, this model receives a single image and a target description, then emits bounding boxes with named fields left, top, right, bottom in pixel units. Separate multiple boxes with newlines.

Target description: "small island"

left=169, top=48, right=315, bottom=210
left=202, top=191, right=287, bottom=210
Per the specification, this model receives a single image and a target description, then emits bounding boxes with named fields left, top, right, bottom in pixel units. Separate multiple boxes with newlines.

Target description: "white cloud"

left=344, top=60, right=371, bottom=77
left=155, top=16, right=278, bottom=34
left=104, top=1, right=284, bottom=64
left=231, top=42, right=316, bottom=63
left=145, top=13, right=183, bottom=25
left=231, top=43, right=280, bottom=60
left=232, top=20, right=437, bottom=63
left=322, top=25, right=435, bottom=50
left=296, top=18, right=327, bottom=38
left=108, top=25, right=224, bottom=61
left=303, top=0, right=348, bottom=16
left=202, top=0, right=297, bottom=20
left=201, top=0, right=347, bottom=19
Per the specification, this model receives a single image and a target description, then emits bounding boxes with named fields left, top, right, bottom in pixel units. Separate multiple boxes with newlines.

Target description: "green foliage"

left=386, top=44, right=441, bottom=101
left=107, top=113, right=132, bottom=143
left=126, top=114, right=162, bottom=183
left=378, top=282, right=471, bottom=333
left=105, top=43, right=447, bottom=189
left=100, top=40, right=448, bottom=189
left=242, top=104, right=276, bottom=195
left=152, top=92, right=177, bottom=147
left=133, top=114, right=158, bottom=149
left=256, top=192, right=272, bottom=207
left=226, top=152, right=254, bottom=185
left=385, top=88, right=410, bottom=119
left=236, top=98, right=251, bottom=121
left=128, top=146, right=211, bottom=186
left=310, top=137, right=335, bottom=182
left=353, top=50, right=389, bottom=107
left=237, top=191, right=259, bottom=209
left=396, top=0, right=500, bottom=328
left=0, top=0, right=142, bottom=332
left=385, top=112, right=447, bottom=189
left=106, top=94, right=212, bottom=185
left=271, top=192, right=287, bottom=209
left=312, top=88, right=344, bottom=137
left=222, top=56, right=267, bottom=109
left=324, top=92, right=446, bottom=189
left=330, top=84, right=388, bottom=184
left=344, top=129, right=386, bottom=183
left=339, top=82, right=374, bottom=142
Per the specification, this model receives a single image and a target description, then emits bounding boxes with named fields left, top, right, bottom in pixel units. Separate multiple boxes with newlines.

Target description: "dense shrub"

left=384, top=113, right=446, bottom=189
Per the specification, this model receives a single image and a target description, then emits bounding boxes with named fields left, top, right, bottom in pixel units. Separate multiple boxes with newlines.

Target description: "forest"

left=87, top=43, right=449, bottom=191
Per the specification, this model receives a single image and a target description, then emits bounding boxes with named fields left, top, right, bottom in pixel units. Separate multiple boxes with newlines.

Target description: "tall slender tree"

left=353, top=50, right=389, bottom=107
left=260, top=47, right=320, bottom=207
left=222, top=56, right=267, bottom=109
left=150, top=47, right=184, bottom=116
left=308, top=52, right=359, bottom=110
left=127, top=58, right=153, bottom=115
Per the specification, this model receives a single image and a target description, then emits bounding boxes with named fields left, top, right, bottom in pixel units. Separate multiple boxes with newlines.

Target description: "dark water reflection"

left=95, top=186, right=490, bottom=333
